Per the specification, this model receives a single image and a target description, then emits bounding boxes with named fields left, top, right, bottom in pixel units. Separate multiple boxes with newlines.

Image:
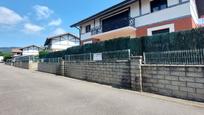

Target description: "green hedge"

left=42, top=37, right=142, bottom=58
left=41, top=27, right=204, bottom=59
left=143, top=27, right=204, bottom=52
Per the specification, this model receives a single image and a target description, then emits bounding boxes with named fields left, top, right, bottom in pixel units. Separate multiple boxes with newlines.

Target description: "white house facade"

left=21, top=45, right=42, bottom=56
left=44, top=33, right=80, bottom=52
left=71, top=0, right=202, bottom=45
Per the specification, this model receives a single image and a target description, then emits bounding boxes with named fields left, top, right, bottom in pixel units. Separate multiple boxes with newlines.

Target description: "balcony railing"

left=91, top=17, right=135, bottom=35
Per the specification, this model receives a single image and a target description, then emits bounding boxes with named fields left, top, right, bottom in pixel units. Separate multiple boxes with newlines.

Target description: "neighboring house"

left=11, top=48, right=22, bottom=57
left=44, top=33, right=80, bottom=52
left=21, top=45, right=42, bottom=56
left=71, top=0, right=202, bottom=45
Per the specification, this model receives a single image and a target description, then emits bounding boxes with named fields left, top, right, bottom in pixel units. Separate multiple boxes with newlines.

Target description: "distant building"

left=0, top=56, right=3, bottom=62
left=44, top=33, right=80, bottom=52
left=20, top=45, right=42, bottom=56
left=11, top=48, right=22, bottom=57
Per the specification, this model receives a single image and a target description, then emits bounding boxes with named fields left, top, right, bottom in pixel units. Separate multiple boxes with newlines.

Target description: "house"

left=21, top=45, right=42, bottom=56
left=11, top=48, right=22, bottom=57
left=71, top=0, right=202, bottom=45
left=44, top=33, right=80, bottom=52
left=0, top=56, right=3, bottom=62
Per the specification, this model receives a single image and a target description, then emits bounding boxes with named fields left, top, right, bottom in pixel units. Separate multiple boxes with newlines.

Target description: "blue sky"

left=0, top=0, right=123, bottom=47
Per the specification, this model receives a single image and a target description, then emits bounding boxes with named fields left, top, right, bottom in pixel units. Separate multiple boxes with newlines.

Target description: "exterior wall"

left=136, top=16, right=195, bottom=37
left=38, top=62, right=61, bottom=75
left=34, top=56, right=204, bottom=102
left=81, top=20, right=95, bottom=40
left=64, top=61, right=132, bottom=88
left=135, top=2, right=191, bottom=28
left=49, top=39, right=78, bottom=51
left=142, top=65, right=204, bottom=102
left=22, top=47, right=40, bottom=56
left=130, top=56, right=143, bottom=91
left=14, top=62, right=38, bottom=70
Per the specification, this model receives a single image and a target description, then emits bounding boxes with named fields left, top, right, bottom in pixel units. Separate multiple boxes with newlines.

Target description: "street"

left=0, top=63, right=204, bottom=115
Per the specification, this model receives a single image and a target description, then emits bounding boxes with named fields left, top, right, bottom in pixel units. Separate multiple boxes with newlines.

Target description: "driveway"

left=0, top=63, right=204, bottom=115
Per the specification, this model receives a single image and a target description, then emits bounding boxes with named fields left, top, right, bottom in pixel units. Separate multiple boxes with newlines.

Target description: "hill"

left=0, top=47, right=19, bottom=53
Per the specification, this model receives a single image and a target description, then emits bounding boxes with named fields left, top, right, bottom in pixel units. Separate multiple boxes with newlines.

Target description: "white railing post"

left=143, top=52, right=146, bottom=64
left=128, top=49, right=131, bottom=60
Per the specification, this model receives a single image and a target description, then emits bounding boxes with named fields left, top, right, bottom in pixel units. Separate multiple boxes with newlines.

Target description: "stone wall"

left=64, top=59, right=139, bottom=88
left=38, top=62, right=61, bottom=75
left=35, top=57, right=204, bottom=102
left=142, top=65, right=204, bottom=102
left=14, top=62, right=38, bottom=70
left=130, top=57, right=142, bottom=91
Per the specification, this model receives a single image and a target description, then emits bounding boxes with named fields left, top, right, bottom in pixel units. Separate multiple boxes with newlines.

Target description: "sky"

left=0, top=0, right=123, bottom=47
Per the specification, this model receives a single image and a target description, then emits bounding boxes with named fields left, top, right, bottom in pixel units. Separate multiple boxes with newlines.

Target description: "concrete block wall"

left=142, top=65, right=204, bottom=102
left=64, top=61, right=88, bottom=80
left=29, top=63, right=38, bottom=71
left=14, top=62, right=29, bottom=69
left=64, top=60, right=133, bottom=88
left=14, top=62, right=38, bottom=70
left=86, top=61, right=131, bottom=88
left=36, top=57, right=204, bottom=102
left=38, top=62, right=61, bottom=75
left=130, top=56, right=142, bottom=91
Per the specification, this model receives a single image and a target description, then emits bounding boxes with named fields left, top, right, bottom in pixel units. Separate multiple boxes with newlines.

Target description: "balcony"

left=91, top=17, right=136, bottom=35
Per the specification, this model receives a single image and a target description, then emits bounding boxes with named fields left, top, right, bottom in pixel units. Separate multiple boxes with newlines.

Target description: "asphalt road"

left=0, top=63, right=204, bottom=115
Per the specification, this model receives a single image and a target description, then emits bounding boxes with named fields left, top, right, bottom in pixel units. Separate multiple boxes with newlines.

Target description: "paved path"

left=0, top=63, right=204, bottom=115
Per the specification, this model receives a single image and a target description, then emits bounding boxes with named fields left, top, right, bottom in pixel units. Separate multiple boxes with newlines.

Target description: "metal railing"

left=40, top=57, right=62, bottom=63
left=65, top=49, right=131, bottom=62
left=91, top=17, right=135, bottom=35
left=15, top=55, right=39, bottom=62
left=144, top=49, right=204, bottom=65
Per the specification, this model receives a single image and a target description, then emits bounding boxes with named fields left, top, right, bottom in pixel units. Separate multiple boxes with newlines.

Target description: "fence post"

left=128, top=49, right=131, bottom=60
left=89, top=53, right=92, bottom=61
left=143, top=52, right=146, bottom=64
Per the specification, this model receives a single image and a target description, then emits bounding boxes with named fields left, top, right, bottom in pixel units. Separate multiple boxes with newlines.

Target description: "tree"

left=3, top=53, right=12, bottom=62
left=0, top=51, right=3, bottom=56
left=39, top=50, right=49, bottom=58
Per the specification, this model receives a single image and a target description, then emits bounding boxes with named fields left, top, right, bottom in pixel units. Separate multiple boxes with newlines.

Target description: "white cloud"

left=33, top=5, right=53, bottom=19
left=24, top=23, right=44, bottom=33
left=48, top=18, right=62, bottom=26
left=52, top=28, right=66, bottom=35
left=0, top=6, right=23, bottom=25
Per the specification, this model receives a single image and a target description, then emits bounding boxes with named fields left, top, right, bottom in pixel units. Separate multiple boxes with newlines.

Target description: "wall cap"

left=131, top=56, right=142, bottom=59
left=142, top=64, right=204, bottom=67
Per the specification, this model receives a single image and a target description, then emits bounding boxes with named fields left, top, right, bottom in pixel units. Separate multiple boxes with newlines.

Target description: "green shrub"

left=41, top=27, right=204, bottom=58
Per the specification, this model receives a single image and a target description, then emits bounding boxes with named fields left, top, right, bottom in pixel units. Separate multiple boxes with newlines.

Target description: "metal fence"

left=64, top=49, right=131, bottom=61
left=144, top=49, right=204, bottom=65
left=15, top=55, right=39, bottom=62
left=40, top=57, right=62, bottom=63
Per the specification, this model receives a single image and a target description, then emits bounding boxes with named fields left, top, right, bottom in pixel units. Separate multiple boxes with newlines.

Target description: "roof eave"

left=70, top=0, right=137, bottom=27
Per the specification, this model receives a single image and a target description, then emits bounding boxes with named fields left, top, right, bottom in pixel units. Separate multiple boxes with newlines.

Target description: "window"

left=150, top=0, right=168, bottom=13
left=102, top=10, right=130, bottom=32
left=152, top=28, right=170, bottom=35
left=147, top=24, right=175, bottom=36
left=85, top=25, right=91, bottom=33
